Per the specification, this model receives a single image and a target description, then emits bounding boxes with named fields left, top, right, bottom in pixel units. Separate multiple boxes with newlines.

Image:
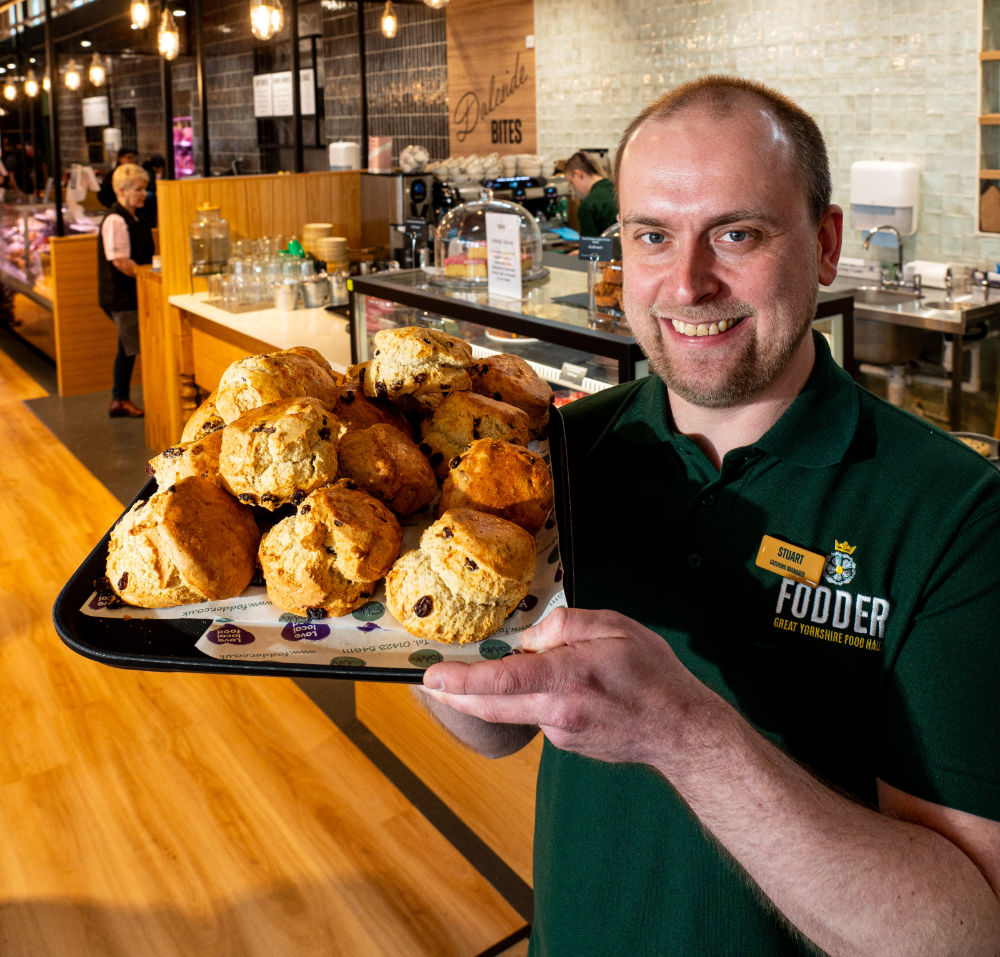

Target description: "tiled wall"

left=533, top=0, right=1000, bottom=267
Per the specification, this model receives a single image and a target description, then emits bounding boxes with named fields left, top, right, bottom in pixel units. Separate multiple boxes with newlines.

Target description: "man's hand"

left=423, top=606, right=707, bottom=768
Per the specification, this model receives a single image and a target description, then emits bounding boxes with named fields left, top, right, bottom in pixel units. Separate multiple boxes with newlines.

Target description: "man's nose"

left=668, top=242, right=721, bottom=306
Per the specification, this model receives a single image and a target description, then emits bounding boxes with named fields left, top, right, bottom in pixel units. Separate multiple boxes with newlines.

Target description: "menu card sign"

left=82, top=96, right=110, bottom=128
left=253, top=75, right=273, bottom=117
left=271, top=71, right=294, bottom=116
left=578, top=236, right=614, bottom=261
left=485, top=211, right=523, bottom=299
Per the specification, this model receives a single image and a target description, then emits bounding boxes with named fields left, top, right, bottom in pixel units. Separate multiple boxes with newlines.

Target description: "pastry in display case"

left=431, top=192, right=547, bottom=286
left=588, top=221, right=625, bottom=326
left=0, top=202, right=57, bottom=305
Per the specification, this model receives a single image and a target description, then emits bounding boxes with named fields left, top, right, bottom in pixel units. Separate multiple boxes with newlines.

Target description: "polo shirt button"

left=687, top=552, right=702, bottom=568
left=701, top=494, right=715, bottom=506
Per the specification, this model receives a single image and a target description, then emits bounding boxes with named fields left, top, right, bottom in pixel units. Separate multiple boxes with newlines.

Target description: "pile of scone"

left=105, top=330, right=556, bottom=645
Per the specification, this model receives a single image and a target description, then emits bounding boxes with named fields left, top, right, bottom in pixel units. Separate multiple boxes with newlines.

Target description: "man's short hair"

left=117, top=147, right=138, bottom=161
left=112, top=162, right=149, bottom=196
left=614, top=75, right=831, bottom=226
left=564, top=150, right=608, bottom=179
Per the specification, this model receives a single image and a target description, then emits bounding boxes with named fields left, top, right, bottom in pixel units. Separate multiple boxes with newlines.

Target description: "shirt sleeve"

left=101, top=214, right=131, bottom=261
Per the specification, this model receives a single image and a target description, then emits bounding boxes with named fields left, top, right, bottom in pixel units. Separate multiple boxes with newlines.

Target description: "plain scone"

left=437, top=437, right=554, bottom=535
left=384, top=508, right=536, bottom=644
left=218, top=396, right=339, bottom=509
left=258, top=480, right=403, bottom=618
left=106, top=475, right=260, bottom=608
left=214, top=347, right=342, bottom=423
left=337, top=423, right=438, bottom=516
left=364, top=326, right=474, bottom=401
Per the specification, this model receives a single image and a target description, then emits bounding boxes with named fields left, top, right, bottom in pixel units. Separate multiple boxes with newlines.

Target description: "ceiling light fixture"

left=380, top=0, right=397, bottom=38
left=130, top=0, right=151, bottom=29
left=157, top=7, right=181, bottom=60
left=423, top=0, right=449, bottom=8
left=3, top=80, right=16, bottom=102
left=64, top=59, right=82, bottom=91
left=88, top=53, right=106, bottom=87
left=250, top=0, right=284, bottom=40
left=24, top=69, right=39, bottom=97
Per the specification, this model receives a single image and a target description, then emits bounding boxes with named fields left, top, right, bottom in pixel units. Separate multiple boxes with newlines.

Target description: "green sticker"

left=480, top=638, right=512, bottom=660
left=352, top=601, right=385, bottom=621
left=329, top=656, right=366, bottom=668
left=408, top=648, right=444, bottom=669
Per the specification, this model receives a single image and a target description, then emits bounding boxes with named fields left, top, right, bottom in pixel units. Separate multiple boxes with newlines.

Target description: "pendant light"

left=64, top=59, right=82, bottom=91
left=24, top=69, right=39, bottom=98
left=130, top=0, right=151, bottom=30
left=249, top=0, right=284, bottom=40
left=88, top=53, right=106, bottom=87
left=2, top=80, right=16, bottom=102
left=158, top=7, right=181, bottom=60
left=380, top=0, right=397, bottom=38
left=423, top=0, right=449, bottom=8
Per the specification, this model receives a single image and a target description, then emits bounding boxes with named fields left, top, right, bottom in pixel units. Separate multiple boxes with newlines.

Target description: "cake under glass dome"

left=431, top=192, right=546, bottom=287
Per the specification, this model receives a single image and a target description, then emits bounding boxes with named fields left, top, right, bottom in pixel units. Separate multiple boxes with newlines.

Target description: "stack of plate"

left=302, top=223, right=334, bottom=258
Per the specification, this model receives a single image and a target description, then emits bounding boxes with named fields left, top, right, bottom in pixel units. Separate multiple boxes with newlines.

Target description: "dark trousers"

left=112, top=338, right=136, bottom=401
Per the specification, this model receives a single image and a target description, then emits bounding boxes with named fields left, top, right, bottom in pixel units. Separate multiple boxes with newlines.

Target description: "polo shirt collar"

left=610, top=332, right=858, bottom=468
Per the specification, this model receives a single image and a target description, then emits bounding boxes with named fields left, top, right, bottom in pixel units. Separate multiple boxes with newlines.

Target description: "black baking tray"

left=52, top=408, right=575, bottom=681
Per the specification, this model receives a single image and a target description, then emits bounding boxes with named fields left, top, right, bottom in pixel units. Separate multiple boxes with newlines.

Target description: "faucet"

left=862, top=224, right=922, bottom=293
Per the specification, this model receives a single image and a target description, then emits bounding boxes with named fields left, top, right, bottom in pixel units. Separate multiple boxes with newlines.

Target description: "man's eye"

left=721, top=229, right=752, bottom=243
left=639, top=231, right=665, bottom=245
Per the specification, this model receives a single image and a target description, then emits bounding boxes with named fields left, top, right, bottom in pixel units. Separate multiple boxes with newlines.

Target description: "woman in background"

left=97, top=163, right=153, bottom=418
left=564, top=150, right=618, bottom=236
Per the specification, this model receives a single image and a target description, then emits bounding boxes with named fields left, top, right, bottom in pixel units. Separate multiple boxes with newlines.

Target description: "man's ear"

left=816, top=204, right=843, bottom=287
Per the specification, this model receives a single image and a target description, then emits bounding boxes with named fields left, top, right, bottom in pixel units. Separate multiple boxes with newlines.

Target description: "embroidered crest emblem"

left=824, top=540, right=857, bottom=586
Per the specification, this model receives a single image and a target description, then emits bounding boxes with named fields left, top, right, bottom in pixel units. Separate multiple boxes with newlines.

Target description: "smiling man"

left=417, top=76, right=1000, bottom=956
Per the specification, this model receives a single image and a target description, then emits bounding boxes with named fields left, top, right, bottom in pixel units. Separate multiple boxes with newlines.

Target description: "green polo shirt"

left=531, top=334, right=1000, bottom=956
left=577, top=178, right=618, bottom=236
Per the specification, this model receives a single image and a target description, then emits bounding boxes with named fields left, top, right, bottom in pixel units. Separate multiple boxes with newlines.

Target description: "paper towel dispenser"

left=849, top=160, right=919, bottom=235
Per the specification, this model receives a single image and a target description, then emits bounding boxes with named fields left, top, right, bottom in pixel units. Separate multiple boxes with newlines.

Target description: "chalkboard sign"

left=578, top=236, right=614, bottom=261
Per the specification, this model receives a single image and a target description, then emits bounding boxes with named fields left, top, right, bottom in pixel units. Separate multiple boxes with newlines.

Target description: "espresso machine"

left=361, top=171, right=438, bottom=267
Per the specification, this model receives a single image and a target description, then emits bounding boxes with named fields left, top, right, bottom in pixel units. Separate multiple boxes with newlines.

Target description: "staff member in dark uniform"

left=98, top=163, right=153, bottom=418
left=564, top=150, right=618, bottom=235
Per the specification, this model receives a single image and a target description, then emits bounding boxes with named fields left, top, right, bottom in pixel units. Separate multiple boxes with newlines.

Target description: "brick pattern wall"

left=532, top=0, right=1000, bottom=265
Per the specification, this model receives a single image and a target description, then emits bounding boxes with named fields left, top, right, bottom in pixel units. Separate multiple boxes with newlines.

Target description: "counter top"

left=169, top=293, right=353, bottom=373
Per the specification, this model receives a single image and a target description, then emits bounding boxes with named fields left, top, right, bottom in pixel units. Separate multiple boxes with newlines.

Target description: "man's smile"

left=669, top=315, right=748, bottom=337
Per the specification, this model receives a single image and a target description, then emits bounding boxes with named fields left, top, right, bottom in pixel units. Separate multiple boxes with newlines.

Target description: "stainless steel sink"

left=921, top=300, right=970, bottom=312
left=850, top=285, right=923, bottom=306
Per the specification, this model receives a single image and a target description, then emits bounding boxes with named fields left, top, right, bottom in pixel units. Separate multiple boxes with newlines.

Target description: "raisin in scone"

left=419, top=392, right=530, bottom=479
left=470, top=352, right=553, bottom=436
left=258, top=479, right=402, bottom=618
left=384, top=508, right=535, bottom=644
left=218, top=396, right=338, bottom=510
left=364, top=327, right=473, bottom=402
left=214, top=347, right=341, bottom=423
left=326, top=382, right=411, bottom=439
left=147, top=429, right=224, bottom=488
left=180, top=391, right=226, bottom=444
left=106, top=475, right=260, bottom=608
left=437, top=438, right=554, bottom=535
left=337, top=424, right=438, bottom=517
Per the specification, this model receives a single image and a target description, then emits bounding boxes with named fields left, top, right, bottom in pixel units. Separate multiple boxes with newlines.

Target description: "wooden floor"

left=0, top=346, right=530, bottom=954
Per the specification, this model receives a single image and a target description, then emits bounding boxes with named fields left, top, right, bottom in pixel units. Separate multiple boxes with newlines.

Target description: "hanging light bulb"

left=423, top=0, right=449, bottom=8
left=158, top=7, right=181, bottom=60
left=88, top=53, right=106, bottom=87
left=24, top=69, right=38, bottom=97
left=3, top=80, right=16, bottom=102
left=380, top=0, right=397, bottom=38
left=249, top=0, right=283, bottom=41
left=130, top=0, right=151, bottom=30
left=42, top=73, right=50, bottom=92
left=64, top=60, right=82, bottom=91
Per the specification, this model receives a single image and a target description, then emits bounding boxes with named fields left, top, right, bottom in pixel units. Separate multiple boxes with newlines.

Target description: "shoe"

left=109, top=399, right=144, bottom=418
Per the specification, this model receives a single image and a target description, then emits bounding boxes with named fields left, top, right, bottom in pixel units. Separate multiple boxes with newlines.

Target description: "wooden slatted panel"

left=150, top=171, right=362, bottom=444
left=136, top=267, right=173, bottom=449
left=50, top=233, right=133, bottom=398
left=356, top=682, right=540, bottom=886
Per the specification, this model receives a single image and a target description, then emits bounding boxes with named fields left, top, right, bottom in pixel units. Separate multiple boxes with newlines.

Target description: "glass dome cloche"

left=431, top=191, right=546, bottom=287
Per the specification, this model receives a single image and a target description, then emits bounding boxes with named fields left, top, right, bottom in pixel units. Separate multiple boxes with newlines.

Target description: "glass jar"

left=588, top=220, right=625, bottom=322
left=189, top=203, right=231, bottom=275
left=432, top=191, right=544, bottom=286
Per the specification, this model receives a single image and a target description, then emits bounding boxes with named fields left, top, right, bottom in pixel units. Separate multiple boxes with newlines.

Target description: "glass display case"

left=0, top=202, right=58, bottom=308
left=349, top=265, right=647, bottom=405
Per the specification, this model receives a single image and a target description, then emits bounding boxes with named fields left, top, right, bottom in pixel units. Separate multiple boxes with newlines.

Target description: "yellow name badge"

left=755, top=535, right=826, bottom=588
